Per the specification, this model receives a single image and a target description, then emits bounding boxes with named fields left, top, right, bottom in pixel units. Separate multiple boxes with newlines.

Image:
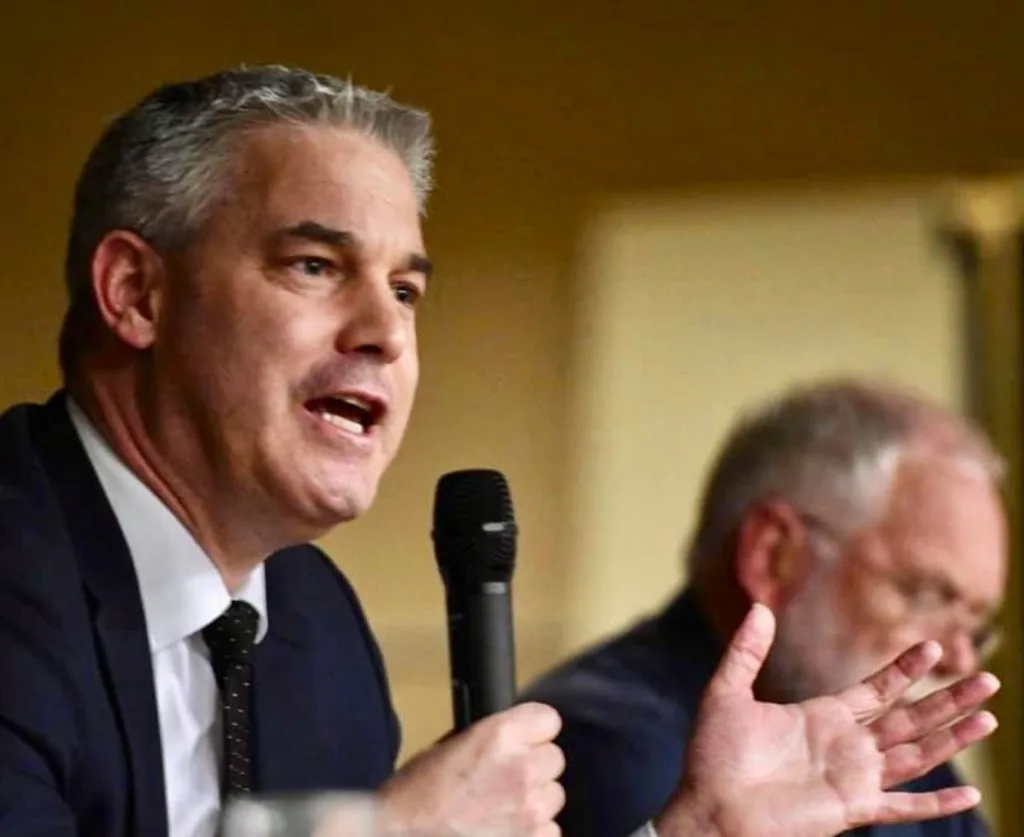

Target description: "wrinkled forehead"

left=215, top=122, right=425, bottom=255
left=882, top=457, right=1007, bottom=605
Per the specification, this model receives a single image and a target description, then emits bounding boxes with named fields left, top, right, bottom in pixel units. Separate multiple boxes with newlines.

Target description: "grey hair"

left=59, top=65, right=434, bottom=375
left=685, top=378, right=1004, bottom=579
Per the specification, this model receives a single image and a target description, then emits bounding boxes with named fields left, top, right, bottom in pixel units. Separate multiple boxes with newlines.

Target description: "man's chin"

left=271, top=477, right=380, bottom=543
left=313, top=477, right=380, bottom=524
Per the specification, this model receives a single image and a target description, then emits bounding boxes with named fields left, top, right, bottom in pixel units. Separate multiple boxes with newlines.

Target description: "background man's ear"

left=735, top=501, right=810, bottom=611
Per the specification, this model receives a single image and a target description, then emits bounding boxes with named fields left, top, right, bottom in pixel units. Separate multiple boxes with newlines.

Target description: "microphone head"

left=432, top=469, right=517, bottom=585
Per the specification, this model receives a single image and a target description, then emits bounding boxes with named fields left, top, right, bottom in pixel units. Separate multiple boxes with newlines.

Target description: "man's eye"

left=901, top=579, right=948, bottom=611
left=394, top=283, right=422, bottom=306
left=293, top=257, right=335, bottom=277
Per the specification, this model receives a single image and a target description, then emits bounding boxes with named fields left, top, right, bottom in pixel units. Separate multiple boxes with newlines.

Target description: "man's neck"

left=68, top=379, right=272, bottom=592
left=691, top=571, right=748, bottom=645
left=690, top=571, right=778, bottom=701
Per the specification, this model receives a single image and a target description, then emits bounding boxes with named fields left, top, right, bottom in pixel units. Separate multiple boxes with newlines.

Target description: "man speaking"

left=0, top=65, right=1001, bottom=837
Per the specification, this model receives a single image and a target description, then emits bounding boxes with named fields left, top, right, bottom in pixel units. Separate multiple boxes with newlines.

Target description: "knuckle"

left=544, top=742, right=566, bottom=778
left=505, top=754, right=534, bottom=796
left=487, top=713, right=522, bottom=752
left=532, top=822, right=561, bottom=837
left=548, top=780, right=566, bottom=815
left=523, top=700, right=562, bottom=728
left=523, top=785, right=560, bottom=829
left=518, top=744, right=563, bottom=792
left=528, top=700, right=561, bottom=733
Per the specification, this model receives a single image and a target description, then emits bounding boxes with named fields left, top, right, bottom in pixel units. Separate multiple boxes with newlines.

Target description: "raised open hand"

left=657, top=604, right=999, bottom=837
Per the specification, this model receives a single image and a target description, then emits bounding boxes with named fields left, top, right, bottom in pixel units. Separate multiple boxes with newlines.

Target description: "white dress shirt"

left=67, top=400, right=268, bottom=837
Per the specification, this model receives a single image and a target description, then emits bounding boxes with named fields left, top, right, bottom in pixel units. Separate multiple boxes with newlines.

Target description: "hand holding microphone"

left=377, top=469, right=566, bottom=837
left=379, top=702, right=565, bottom=837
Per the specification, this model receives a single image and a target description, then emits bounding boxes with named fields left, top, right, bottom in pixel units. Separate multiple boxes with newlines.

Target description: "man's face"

left=763, top=458, right=1007, bottom=703
left=148, top=124, right=427, bottom=539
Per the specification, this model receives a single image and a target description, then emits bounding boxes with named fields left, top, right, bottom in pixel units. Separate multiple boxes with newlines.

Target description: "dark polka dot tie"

left=202, top=600, right=259, bottom=797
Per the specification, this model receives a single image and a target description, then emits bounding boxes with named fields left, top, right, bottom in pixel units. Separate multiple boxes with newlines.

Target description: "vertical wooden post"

left=938, top=179, right=1024, bottom=837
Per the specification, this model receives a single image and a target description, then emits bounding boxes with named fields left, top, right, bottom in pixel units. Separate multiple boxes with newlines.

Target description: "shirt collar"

left=66, top=397, right=269, bottom=653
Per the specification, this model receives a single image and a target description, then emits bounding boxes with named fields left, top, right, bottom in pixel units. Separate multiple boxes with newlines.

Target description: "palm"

left=675, top=605, right=997, bottom=837
left=690, top=694, right=882, bottom=834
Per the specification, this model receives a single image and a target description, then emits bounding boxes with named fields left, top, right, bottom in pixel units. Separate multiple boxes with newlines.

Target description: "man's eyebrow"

left=407, top=253, right=434, bottom=278
left=275, top=220, right=356, bottom=248
left=274, top=220, right=432, bottom=277
left=915, top=564, right=998, bottom=615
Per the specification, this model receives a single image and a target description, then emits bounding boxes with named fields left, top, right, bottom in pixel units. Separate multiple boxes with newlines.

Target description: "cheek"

left=823, top=579, right=883, bottom=655
left=842, top=605, right=924, bottom=665
left=222, top=290, right=330, bottom=379
left=392, top=336, right=420, bottom=409
left=402, top=351, right=420, bottom=405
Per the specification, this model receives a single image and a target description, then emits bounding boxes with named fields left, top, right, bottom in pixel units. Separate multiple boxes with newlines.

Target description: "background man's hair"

left=685, top=377, right=1003, bottom=578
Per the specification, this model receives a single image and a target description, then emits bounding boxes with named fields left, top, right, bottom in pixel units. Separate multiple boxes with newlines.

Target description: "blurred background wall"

left=1, top=2, right=1020, bottom=833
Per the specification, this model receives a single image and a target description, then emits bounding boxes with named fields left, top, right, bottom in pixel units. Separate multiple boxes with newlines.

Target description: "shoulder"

left=526, top=625, right=698, bottom=837
left=0, top=401, right=82, bottom=600
left=0, top=398, right=89, bottom=602
left=0, top=406, right=89, bottom=787
left=263, top=543, right=390, bottom=683
left=0, top=401, right=49, bottom=509
left=525, top=616, right=702, bottom=738
left=264, top=543, right=369, bottom=618
left=263, top=543, right=401, bottom=761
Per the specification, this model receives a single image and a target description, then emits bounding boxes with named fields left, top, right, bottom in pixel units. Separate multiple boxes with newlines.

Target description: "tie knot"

left=202, top=600, right=260, bottom=668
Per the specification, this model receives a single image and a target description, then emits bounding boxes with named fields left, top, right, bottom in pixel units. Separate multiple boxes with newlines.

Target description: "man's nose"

left=335, top=281, right=409, bottom=362
left=932, top=632, right=978, bottom=678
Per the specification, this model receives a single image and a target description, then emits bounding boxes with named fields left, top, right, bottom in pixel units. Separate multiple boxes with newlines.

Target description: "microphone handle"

left=446, top=580, right=517, bottom=731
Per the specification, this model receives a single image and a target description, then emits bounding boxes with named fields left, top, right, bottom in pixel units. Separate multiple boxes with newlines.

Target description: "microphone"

left=432, top=469, right=519, bottom=732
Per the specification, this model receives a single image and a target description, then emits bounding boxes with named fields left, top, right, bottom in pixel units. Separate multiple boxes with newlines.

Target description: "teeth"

left=338, top=395, right=371, bottom=413
left=316, top=410, right=365, bottom=435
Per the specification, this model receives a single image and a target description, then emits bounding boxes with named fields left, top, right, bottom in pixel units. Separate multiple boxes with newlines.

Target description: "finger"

left=530, top=742, right=566, bottom=783
left=870, top=672, right=1000, bottom=750
left=485, top=702, right=563, bottom=745
left=866, top=786, right=982, bottom=826
left=836, top=641, right=942, bottom=722
left=530, top=780, right=566, bottom=823
left=531, top=822, right=562, bottom=837
left=882, top=711, right=998, bottom=788
left=435, top=726, right=459, bottom=745
left=705, top=603, right=775, bottom=697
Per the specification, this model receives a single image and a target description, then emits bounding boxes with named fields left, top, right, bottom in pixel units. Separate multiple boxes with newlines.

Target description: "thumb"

left=706, top=602, right=776, bottom=697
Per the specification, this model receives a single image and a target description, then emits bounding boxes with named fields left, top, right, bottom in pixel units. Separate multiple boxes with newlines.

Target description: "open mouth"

left=304, top=393, right=384, bottom=436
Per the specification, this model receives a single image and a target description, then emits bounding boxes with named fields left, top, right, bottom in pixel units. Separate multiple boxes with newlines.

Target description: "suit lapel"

left=251, top=555, right=339, bottom=792
left=31, top=393, right=169, bottom=837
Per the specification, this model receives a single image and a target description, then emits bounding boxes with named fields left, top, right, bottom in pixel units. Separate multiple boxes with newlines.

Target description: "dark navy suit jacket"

left=524, top=589, right=989, bottom=837
left=0, top=393, right=400, bottom=836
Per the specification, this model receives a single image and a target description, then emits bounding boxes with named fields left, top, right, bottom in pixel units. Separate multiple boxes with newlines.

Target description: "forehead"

left=219, top=122, right=424, bottom=253
left=878, top=457, right=1007, bottom=604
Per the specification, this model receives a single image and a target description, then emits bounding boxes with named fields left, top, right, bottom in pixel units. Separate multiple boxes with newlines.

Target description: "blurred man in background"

left=526, top=379, right=1006, bottom=837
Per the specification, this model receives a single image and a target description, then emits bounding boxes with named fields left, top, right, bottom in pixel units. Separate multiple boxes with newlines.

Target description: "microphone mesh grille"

left=432, top=469, right=517, bottom=582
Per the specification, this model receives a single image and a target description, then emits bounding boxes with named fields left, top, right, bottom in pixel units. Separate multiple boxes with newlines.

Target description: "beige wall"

left=565, top=183, right=965, bottom=645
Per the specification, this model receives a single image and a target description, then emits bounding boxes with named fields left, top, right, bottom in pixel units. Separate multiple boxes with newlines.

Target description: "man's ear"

left=90, top=230, right=167, bottom=351
left=734, top=501, right=809, bottom=611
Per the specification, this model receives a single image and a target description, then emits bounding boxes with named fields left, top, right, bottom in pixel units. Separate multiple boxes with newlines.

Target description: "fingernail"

left=979, top=672, right=1001, bottom=692
left=978, top=711, right=998, bottom=732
